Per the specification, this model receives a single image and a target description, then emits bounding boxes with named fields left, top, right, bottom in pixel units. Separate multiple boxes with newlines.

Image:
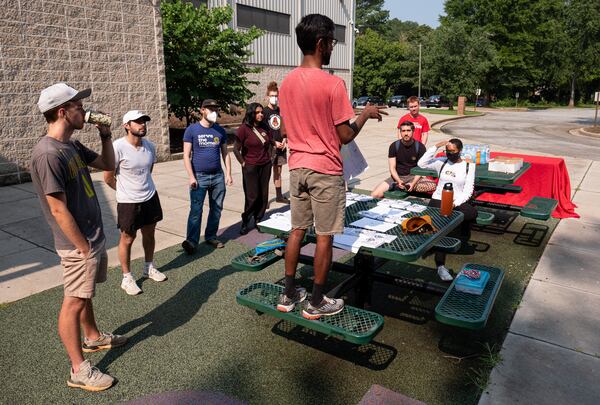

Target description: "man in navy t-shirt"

left=181, top=99, right=233, bottom=253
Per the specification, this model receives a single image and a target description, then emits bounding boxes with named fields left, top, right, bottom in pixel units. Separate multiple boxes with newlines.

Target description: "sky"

left=383, top=0, right=446, bottom=28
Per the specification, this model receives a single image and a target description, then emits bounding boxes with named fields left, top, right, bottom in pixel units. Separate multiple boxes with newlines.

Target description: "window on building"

left=335, top=24, right=346, bottom=43
left=237, top=4, right=290, bottom=35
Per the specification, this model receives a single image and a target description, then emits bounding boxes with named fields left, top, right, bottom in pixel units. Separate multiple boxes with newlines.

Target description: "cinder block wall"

left=0, top=0, right=170, bottom=186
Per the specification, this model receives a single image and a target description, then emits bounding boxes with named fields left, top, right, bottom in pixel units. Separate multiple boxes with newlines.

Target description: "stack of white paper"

left=406, top=204, right=427, bottom=213
left=346, top=192, right=374, bottom=202
left=333, top=227, right=397, bottom=253
left=358, top=205, right=410, bottom=224
left=378, top=198, right=411, bottom=209
left=349, top=217, right=397, bottom=232
left=257, top=211, right=292, bottom=232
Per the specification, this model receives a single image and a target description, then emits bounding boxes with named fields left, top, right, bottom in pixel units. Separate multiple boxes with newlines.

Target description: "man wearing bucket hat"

left=104, top=110, right=167, bottom=296
left=30, top=83, right=126, bottom=391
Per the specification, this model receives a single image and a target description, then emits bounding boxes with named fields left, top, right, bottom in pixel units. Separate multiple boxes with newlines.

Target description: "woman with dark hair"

left=418, top=138, right=477, bottom=281
left=234, top=102, right=273, bottom=235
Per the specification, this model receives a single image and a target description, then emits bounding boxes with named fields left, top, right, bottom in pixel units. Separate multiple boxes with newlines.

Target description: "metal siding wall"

left=207, top=0, right=353, bottom=70
left=304, top=0, right=352, bottom=70
left=236, top=0, right=299, bottom=66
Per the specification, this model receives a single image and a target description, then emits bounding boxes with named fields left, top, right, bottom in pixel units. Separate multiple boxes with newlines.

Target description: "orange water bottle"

left=440, top=183, right=454, bottom=216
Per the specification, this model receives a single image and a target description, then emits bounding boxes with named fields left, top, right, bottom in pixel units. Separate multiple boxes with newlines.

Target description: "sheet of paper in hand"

left=341, top=140, right=369, bottom=182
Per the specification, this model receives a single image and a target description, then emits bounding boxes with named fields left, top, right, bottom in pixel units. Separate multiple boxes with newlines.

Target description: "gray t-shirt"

left=30, top=136, right=104, bottom=250
left=113, top=137, right=157, bottom=203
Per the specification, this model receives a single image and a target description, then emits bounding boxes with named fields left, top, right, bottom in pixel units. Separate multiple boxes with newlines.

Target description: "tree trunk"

left=568, top=74, right=576, bottom=108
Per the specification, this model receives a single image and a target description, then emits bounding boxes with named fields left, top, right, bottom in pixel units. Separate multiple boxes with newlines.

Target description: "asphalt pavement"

left=1, top=107, right=599, bottom=404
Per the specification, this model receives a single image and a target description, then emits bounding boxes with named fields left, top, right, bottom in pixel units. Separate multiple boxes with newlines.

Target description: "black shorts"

left=117, top=192, right=163, bottom=234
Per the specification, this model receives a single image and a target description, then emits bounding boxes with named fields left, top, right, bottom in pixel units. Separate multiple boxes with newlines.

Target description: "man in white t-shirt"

left=104, top=110, right=167, bottom=295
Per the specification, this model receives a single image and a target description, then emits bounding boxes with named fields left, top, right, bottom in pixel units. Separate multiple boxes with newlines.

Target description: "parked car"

left=353, top=96, right=386, bottom=108
left=388, top=95, right=407, bottom=108
left=425, top=95, right=450, bottom=108
left=419, top=96, right=427, bottom=107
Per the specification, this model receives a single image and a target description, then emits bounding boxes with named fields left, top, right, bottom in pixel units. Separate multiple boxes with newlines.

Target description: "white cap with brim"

left=122, top=110, right=151, bottom=124
left=37, top=83, right=91, bottom=113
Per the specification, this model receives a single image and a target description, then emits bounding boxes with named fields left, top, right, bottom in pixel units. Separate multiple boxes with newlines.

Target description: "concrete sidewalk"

left=1, top=108, right=599, bottom=403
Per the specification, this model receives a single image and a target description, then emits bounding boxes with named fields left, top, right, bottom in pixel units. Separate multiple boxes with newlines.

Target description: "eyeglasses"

left=320, top=37, right=338, bottom=47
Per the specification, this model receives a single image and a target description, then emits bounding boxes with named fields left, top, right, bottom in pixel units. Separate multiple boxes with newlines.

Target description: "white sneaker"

left=143, top=265, right=167, bottom=282
left=437, top=265, right=454, bottom=281
left=121, top=276, right=142, bottom=295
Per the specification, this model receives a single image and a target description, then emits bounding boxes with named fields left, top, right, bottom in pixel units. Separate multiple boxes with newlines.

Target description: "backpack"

left=438, top=159, right=470, bottom=177
left=394, top=140, right=420, bottom=156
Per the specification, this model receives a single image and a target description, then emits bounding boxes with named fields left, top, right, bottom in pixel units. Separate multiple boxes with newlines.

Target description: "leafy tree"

left=442, top=0, right=599, bottom=104
left=356, top=0, right=389, bottom=34
left=161, top=0, right=262, bottom=124
left=385, top=18, right=433, bottom=44
left=422, top=21, right=496, bottom=105
left=563, top=0, right=600, bottom=106
left=353, top=29, right=411, bottom=98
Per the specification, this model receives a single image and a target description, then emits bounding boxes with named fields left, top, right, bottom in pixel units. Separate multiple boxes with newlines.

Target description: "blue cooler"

left=455, top=266, right=490, bottom=295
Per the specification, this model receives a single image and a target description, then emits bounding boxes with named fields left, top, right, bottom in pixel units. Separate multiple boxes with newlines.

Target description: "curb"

left=577, top=127, right=600, bottom=138
left=430, top=112, right=487, bottom=131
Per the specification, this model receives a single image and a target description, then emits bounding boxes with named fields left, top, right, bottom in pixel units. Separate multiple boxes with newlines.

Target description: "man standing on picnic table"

left=30, top=83, right=127, bottom=391
left=398, top=96, right=430, bottom=145
left=278, top=14, right=387, bottom=319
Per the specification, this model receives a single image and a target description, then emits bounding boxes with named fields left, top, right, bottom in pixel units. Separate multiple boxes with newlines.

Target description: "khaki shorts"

left=385, top=175, right=437, bottom=193
left=289, top=168, right=345, bottom=235
left=57, top=239, right=108, bottom=299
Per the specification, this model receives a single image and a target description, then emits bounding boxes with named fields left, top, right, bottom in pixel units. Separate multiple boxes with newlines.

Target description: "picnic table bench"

left=435, top=264, right=505, bottom=330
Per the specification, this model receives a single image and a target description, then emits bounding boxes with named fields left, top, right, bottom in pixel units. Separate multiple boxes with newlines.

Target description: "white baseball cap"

left=37, top=83, right=91, bottom=113
left=122, top=110, right=151, bottom=124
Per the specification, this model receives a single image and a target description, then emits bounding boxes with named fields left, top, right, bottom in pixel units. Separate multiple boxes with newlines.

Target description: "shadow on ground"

left=0, top=213, right=558, bottom=404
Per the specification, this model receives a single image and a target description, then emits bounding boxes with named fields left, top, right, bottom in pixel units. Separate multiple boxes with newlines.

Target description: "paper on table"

left=257, top=211, right=292, bottom=232
left=350, top=217, right=397, bottom=232
left=359, top=206, right=410, bottom=224
left=378, top=198, right=411, bottom=209
left=341, top=141, right=369, bottom=182
left=333, top=227, right=397, bottom=253
left=407, top=204, right=427, bottom=213
left=346, top=191, right=374, bottom=202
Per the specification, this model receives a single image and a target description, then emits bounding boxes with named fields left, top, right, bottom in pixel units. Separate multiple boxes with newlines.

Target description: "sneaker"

left=143, top=265, right=167, bottom=282
left=302, top=296, right=345, bottom=320
left=206, top=238, right=224, bottom=249
left=181, top=240, right=195, bottom=255
left=437, top=265, right=454, bottom=281
left=276, top=287, right=307, bottom=312
left=82, top=332, right=128, bottom=353
left=121, top=276, right=142, bottom=295
left=67, top=360, right=114, bottom=392
left=239, top=223, right=249, bottom=235
left=276, top=197, right=290, bottom=204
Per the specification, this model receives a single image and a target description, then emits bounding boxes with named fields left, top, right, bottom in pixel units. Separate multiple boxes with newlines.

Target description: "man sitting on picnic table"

left=371, top=121, right=436, bottom=198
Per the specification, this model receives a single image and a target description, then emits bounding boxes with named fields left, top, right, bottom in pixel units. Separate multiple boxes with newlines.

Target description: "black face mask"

left=446, top=151, right=460, bottom=163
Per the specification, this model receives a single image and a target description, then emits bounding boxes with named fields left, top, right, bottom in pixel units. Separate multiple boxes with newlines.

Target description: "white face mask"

left=206, top=111, right=218, bottom=123
left=269, top=96, right=278, bottom=106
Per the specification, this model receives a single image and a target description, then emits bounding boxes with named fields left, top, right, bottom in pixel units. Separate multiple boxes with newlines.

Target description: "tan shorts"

left=289, top=168, right=345, bottom=235
left=385, top=175, right=437, bottom=193
left=57, top=240, right=108, bottom=299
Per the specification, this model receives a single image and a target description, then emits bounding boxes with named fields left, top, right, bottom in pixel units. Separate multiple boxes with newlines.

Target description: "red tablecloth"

left=476, top=152, right=579, bottom=219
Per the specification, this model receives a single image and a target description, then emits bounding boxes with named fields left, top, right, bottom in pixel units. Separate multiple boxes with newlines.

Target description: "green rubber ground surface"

left=0, top=213, right=557, bottom=405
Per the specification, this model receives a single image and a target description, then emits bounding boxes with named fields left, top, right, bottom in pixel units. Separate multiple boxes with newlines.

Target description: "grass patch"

left=425, top=109, right=483, bottom=116
left=0, top=214, right=557, bottom=404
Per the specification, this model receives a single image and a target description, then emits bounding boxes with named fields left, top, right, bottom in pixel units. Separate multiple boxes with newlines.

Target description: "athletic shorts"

left=117, top=191, right=163, bottom=234
left=289, top=168, right=345, bottom=235
left=57, top=239, right=108, bottom=299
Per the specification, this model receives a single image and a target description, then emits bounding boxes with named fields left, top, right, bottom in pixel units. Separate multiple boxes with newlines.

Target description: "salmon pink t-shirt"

left=279, top=68, right=355, bottom=175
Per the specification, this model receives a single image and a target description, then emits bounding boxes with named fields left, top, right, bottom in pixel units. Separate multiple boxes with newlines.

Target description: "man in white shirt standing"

left=104, top=110, right=167, bottom=295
